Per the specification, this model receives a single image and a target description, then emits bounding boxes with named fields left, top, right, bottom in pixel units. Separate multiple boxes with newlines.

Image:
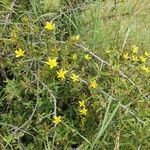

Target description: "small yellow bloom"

left=141, top=65, right=149, bottom=73
left=89, top=80, right=98, bottom=89
left=70, top=35, right=80, bottom=42
left=84, top=54, right=92, bottom=60
left=57, top=69, right=67, bottom=80
left=53, top=116, right=62, bottom=125
left=132, top=45, right=138, bottom=54
left=72, top=53, right=77, bottom=60
left=45, top=57, right=57, bottom=69
left=140, top=56, right=147, bottom=63
left=15, top=48, right=25, bottom=58
left=44, top=21, right=55, bottom=30
left=132, top=55, right=138, bottom=62
left=123, top=53, right=130, bottom=59
left=79, top=100, right=86, bottom=108
left=79, top=108, right=88, bottom=116
left=70, top=73, right=79, bottom=82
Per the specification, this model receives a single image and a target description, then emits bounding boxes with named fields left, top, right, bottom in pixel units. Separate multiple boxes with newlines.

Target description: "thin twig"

left=0, top=122, right=35, bottom=150
left=100, top=90, right=146, bottom=124
left=33, top=73, right=57, bottom=117
left=8, top=65, right=40, bottom=135
left=14, top=81, right=39, bottom=133
left=75, top=44, right=142, bottom=93
left=76, top=44, right=110, bottom=66
left=0, top=123, right=35, bottom=138
left=32, top=73, right=57, bottom=149
left=79, top=78, right=146, bottom=124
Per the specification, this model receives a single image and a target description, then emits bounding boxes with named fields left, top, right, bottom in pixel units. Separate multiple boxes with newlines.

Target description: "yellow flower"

left=70, top=73, right=79, bottom=82
left=144, top=52, right=150, bottom=57
left=141, top=65, right=149, bottom=73
left=140, top=56, right=147, bottom=63
left=123, top=53, right=130, bottom=59
left=15, top=48, right=25, bottom=58
left=89, top=80, right=98, bottom=89
left=72, top=53, right=77, bottom=60
left=45, top=57, right=57, bottom=69
left=132, top=45, right=138, bottom=54
left=70, top=35, right=80, bottom=42
left=53, top=116, right=62, bottom=125
left=79, top=100, right=86, bottom=108
left=84, top=54, right=92, bottom=60
left=132, top=55, right=138, bottom=62
left=44, top=21, right=55, bottom=30
left=79, top=108, right=88, bottom=116
left=57, top=69, right=67, bottom=80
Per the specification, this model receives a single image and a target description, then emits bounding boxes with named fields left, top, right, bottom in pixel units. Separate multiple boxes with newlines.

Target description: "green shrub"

left=0, top=0, right=149, bottom=149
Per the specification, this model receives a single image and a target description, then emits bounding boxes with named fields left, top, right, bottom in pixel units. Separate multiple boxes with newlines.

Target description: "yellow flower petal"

left=44, top=21, right=55, bottom=30
left=84, top=54, right=92, bottom=60
left=132, top=55, right=138, bottom=62
left=89, top=80, right=98, bottom=89
left=15, top=48, right=25, bottom=58
left=132, top=45, right=138, bottom=54
left=70, top=73, right=79, bottom=82
left=57, top=69, right=67, bottom=80
left=70, top=35, right=80, bottom=42
left=53, top=116, right=62, bottom=125
left=79, top=100, right=86, bottom=108
left=140, top=56, right=147, bottom=63
left=45, top=57, right=58, bottom=69
left=141, top=65, right=149, bottom=73
left=79, top=108, right=88, bottom=116
left=123, top=53, right=130, bottom=60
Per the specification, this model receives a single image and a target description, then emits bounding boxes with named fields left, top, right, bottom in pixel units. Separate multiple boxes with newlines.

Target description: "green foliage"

left=43, top=0, right=60, bottom=11
left=0, top=0, right=149, bottom=149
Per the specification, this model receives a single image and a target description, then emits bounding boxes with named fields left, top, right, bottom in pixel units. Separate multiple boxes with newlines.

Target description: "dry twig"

left=76, top=44, right=142, bottom=94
